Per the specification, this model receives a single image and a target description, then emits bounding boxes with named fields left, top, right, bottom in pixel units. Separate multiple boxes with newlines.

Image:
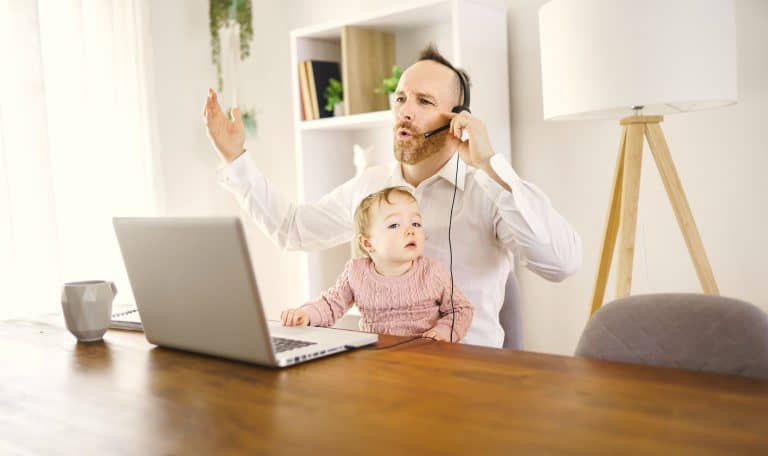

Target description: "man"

left=203, top=45, right=582, bottom=348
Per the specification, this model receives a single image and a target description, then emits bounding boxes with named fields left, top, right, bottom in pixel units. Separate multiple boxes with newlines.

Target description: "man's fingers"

left=204, top=89, right=224, bottom=119
left=231, top=107, right=243, bottom=126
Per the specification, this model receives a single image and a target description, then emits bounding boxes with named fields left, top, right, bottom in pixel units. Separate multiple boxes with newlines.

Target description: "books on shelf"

left=298, top=62, right=313, bottom=121
left=298, top=60, right=341, bottom=121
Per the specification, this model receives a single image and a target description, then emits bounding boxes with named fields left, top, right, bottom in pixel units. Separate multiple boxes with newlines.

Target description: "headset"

left=422, top=67, right=470, bottom=343
left=422, top=68, right=471, bottom=138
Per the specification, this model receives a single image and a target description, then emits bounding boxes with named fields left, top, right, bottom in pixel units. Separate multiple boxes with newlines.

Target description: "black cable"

left=360, top=335, right=435, bottom=350
left=448, top=153, right=459, bottom=343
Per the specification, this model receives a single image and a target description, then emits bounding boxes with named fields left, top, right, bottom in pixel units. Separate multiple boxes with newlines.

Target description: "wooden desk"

left=2, top=320, right=767, bottom=454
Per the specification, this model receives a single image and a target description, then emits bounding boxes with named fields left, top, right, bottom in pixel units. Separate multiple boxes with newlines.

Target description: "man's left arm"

left=448, top=111, right=582, bottom=282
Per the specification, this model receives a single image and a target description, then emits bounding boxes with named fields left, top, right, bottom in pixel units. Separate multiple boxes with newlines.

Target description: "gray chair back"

left=500, top=273, right=522, bottom=349
left=575, top=293, right=768, bottom=379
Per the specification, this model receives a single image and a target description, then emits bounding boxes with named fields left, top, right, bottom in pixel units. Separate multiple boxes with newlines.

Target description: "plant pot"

left=333, top=102, right=345, bottom=117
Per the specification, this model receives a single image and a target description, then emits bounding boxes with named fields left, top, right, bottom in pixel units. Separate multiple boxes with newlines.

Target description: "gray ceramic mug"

left=61, top=280, right=118, bottom=342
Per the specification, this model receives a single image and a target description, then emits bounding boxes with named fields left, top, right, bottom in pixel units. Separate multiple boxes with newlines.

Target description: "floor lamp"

left=538, top=0, right=738, bottom=315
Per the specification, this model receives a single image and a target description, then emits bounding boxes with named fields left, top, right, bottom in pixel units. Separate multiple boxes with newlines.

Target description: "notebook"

left=110, top=303, right=143, bottom=331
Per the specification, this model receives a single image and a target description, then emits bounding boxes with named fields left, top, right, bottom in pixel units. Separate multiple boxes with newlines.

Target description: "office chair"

left=575, top=293, right=768, bottom=379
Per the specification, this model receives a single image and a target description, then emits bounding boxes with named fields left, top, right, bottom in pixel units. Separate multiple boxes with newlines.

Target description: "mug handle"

left=110, top=281, right=118, bottom=297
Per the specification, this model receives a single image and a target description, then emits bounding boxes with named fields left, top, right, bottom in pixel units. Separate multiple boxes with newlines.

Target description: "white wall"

left=144, top=0, right=304, bottom=319
left=146, top=0, right=768, bottom=354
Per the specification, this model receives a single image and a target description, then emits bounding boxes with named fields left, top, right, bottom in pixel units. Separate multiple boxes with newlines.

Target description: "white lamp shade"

left=538, top=0, right=738, bottom=120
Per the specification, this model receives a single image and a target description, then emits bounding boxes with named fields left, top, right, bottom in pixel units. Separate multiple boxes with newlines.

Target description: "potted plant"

left=209, top=0, right=254, bottom=93
left=324, top=78, right=344, bottom=117
left=374, top=64, right=402, bottom=108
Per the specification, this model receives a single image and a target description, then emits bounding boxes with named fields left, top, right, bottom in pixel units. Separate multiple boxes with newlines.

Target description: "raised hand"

left=445, top=110, right=493, bottom=169
left=202, top=88, right=246, bottom=163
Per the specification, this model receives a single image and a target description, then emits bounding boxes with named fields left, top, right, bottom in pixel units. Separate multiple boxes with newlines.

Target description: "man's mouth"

left=397, top=128, right=414, bottom=139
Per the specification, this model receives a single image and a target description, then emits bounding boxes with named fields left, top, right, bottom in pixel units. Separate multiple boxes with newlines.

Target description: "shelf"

left=299, top=110, right=393, bottom=132
left=290, top=0, right=452, bottom=40
left=290, top=0, right=510, bottom=300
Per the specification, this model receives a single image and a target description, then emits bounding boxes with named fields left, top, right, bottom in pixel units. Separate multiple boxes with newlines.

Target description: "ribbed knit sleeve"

left=301, top=259, right=355, bottom=327
left=430, top=258, right=474, bottom=342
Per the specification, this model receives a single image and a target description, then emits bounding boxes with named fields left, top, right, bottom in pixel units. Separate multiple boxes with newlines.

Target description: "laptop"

left=112, top=217, right=377, bottom=367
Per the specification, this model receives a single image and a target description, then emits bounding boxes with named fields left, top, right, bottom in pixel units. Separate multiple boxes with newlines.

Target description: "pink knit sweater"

left=301, top=256, right=473, bottom=341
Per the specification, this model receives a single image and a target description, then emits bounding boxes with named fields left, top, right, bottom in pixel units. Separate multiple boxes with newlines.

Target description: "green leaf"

left=324, top=77, right=343, bottom=112
left=373, top=64, right=402, bottom=94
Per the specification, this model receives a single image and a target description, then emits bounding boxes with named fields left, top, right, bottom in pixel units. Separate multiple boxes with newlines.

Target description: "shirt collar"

left=388, top=151, right=467, bottom=191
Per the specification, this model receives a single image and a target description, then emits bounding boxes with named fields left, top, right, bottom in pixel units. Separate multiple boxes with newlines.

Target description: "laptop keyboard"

left=272, top=336, right=317, bottom=353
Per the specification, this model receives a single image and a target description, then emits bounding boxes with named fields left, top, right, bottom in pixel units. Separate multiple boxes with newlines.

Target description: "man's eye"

left=395, top=96, right=405, bottom=103
left=412, top=222, right=422, bottom=228
left=388, top=223, right=399, bottom=229
left=419, top=98, right=433, bottom=105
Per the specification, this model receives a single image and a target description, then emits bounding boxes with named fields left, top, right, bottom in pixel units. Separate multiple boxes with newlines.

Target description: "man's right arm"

left=218, top=152, right=357, bottom=251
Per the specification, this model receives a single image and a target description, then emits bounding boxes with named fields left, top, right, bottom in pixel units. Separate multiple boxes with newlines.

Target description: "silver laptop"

left=112, top=217, right=377, bottom=367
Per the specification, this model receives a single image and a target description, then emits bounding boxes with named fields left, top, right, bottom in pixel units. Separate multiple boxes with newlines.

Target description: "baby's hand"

left=423, top=326, right=451, bottom=342
left=281, top=308, right=310, bottom=326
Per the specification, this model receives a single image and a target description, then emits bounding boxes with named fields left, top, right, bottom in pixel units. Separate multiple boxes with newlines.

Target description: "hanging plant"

left=209, top=0, right=254, bottom=92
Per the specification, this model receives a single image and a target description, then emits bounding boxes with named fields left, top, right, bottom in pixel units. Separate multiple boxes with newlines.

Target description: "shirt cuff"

left=475, top=154, right=551, bottom=244
left=474, top=154, right=527, bottom=209
left=216, top=151, right=258, bottom=193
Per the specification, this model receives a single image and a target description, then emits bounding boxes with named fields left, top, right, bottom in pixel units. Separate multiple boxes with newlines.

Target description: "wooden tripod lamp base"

left=589, top=115, right=719, bottom=316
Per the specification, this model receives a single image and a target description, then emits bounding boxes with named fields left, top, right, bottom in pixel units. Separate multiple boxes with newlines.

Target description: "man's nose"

left=396, top=100, right=414, bottom=122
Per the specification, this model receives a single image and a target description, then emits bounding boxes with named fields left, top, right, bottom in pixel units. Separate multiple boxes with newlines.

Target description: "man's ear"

left=359, top=234, right=375, bottom=254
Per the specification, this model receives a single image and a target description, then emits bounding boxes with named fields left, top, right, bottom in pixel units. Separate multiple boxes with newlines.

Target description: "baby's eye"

left=412, top=222, right=422, bottom=228
left=388, top=223, right=400, bottom=229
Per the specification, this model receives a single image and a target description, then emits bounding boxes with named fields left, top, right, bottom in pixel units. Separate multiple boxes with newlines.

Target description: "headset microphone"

left=422, top=105, right=471, bottom=138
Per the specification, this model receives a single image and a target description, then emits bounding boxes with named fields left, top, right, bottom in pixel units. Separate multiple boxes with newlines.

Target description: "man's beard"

left=393, top=121, right=448, bottom=165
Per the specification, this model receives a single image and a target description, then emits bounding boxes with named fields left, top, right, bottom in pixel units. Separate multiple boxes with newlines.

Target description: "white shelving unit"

left=289, top=0, right=511, bottom=301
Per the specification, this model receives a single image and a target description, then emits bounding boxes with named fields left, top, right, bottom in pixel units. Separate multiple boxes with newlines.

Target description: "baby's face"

left=366, top=193, right=425, bottom=264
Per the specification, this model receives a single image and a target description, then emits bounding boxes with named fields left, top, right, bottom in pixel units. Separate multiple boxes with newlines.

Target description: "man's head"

left=392, top=44, right=471, bottom=165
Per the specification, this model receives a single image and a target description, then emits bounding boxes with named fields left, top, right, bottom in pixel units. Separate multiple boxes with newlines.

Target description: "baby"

left=281, top=186, right=473, bottom=342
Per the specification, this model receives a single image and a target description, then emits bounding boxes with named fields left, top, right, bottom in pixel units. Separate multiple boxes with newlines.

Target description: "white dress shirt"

left=218, top=152, right=582, bottom=348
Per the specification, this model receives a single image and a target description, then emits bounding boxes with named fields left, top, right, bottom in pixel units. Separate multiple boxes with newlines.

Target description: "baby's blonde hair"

left=353, top=187, right=417, bottom=258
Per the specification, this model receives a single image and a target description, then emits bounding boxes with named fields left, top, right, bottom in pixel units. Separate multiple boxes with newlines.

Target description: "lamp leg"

left=615, top=123, right=645, bottom=298
left=644, top=123, right=719, bottom=294
left=590, top=126, right=627, bottom=316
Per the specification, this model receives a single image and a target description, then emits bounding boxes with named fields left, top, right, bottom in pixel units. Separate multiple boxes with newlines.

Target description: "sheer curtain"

left=0, top=0, right=161, bottom=319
